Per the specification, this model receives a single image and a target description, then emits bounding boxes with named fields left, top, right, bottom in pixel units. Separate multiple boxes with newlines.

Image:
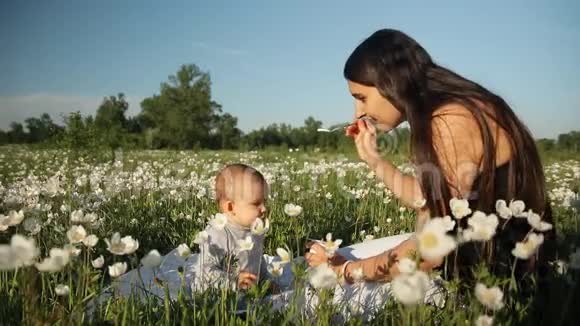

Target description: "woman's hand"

left=305, top=242, right=328, bottom=267
left=346, top=119, right=381, bottom=169
left=237, top=271, right=257, bottom=289
left=305, top=242, right=348, bottom=268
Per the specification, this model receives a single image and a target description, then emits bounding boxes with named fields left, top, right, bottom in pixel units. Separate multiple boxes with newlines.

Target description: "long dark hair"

left=344, top=29, right=554, bottom=278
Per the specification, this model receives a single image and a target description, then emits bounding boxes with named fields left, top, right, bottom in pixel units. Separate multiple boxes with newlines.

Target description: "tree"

left=299, top=116, right=323, bottom=149
left=7, top=122, right=27, bottom=143
left=25, top=113, right=61, bottom=143
left=212, top=113, right=242, bottom=149
left=95, top=93, right=129, bottom=130
left=537, top=138, right=556, bottom=152
left=59, top=112, right=100, bottom=150
left=95, top=93, right=130, bottom=149
left=0, top=130, right=7, bottom=145
left=139, top=64, right=222, bottom=149
left=557, top=131, right=580, bottom=152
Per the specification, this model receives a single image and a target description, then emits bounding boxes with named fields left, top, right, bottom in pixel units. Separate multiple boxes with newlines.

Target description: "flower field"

left=1, top=146, right=579, bottom=325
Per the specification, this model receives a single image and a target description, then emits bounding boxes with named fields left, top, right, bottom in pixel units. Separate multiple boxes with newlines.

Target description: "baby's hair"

left=215, top=163, right=268, bottom=203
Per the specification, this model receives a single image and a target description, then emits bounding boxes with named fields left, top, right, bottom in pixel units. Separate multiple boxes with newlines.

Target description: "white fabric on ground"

left=91, top=232, right=446, bottom=320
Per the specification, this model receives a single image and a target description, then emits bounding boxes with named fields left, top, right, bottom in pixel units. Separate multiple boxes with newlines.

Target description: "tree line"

left=0, top=64, right=577, bottom=154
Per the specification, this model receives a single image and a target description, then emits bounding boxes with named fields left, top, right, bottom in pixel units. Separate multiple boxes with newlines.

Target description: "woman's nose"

left=355, top=103, right=365, bottom=119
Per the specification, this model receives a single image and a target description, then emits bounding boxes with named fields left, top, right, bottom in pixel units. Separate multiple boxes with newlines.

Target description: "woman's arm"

left=371, top=158, right=427, bottom=211
left=306, top=238, right=442, bottom=283
left=350, top=120, right=425, bottom=210
left=351, top=106, right=484, bottom=211
left=341, top=238, right=443, bottom=283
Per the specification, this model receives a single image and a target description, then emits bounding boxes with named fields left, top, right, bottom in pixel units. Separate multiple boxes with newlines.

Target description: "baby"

left=194, top=163, right=270, bottom=291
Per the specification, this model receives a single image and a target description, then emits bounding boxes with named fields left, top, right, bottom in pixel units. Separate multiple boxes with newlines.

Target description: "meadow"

left=0, top=145, right=579, bottom=325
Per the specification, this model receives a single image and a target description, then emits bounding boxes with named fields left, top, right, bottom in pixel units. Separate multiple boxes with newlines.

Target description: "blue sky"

left=1, top=0, right=578, bottom=139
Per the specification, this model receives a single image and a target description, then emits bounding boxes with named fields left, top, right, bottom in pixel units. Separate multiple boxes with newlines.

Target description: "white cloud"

left=0, top=93, right=143, bottom=130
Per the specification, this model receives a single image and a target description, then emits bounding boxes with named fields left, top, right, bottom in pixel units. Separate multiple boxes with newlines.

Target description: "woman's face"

left=347, top=80, right=405, bottom=131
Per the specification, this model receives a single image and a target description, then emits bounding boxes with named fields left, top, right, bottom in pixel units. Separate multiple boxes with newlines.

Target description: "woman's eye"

left=352, top=94, right=366, bottom=102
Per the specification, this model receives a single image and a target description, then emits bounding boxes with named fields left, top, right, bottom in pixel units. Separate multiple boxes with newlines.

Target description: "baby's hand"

left=237, top=271, right=257, bottom=289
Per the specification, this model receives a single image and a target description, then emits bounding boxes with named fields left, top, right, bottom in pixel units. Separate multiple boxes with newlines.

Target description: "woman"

left=306, top=29, right=554, bottom=285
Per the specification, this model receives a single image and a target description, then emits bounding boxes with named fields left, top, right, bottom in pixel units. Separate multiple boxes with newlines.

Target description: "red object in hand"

left=345, top=123, right=360, bottom=137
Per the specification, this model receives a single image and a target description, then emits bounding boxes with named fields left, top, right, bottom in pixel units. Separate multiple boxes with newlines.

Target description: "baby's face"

left=229, top=180, right=268, bottom=228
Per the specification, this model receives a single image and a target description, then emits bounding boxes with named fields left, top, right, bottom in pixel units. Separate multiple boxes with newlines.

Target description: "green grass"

left=0, top=145, right=579, bottom=325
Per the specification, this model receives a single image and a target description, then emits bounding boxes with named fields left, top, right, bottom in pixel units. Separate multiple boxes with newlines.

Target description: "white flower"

left=268, top=261, right=284, bottom=278
left=55, top=284, right=70, bottom=296
left=364, top=234, right=375, bottom=242
left=237, top=236, right=254, bottom=252
left=449, top=198, right=471, bottom=219
left=11, top=234, right=39, bottom=267
left=525, top=210, right=553, bottom=232
left=475, top=315, right=494, bottom=326
left=569, top=248, right=580, bottom=270
left=108, top=262, right=128, bottom=278
left=36, top=248, right=70, bottom=272
left=276, top=248, right=291, bottom=264
left=431, top=215, right=456, bottom=232
left=82, top=213, right=98, bottom=225
left=1, top=211, right=26, bottom=231
left=462, top=211, right=499, bottom=242
left=414, top=198, right=427, bottom=209
left=322, top=233, right=342, bottom=257
left=105, top=233, right=139, bottom=255
left=7, top=210, right=25, bottom=226
left=417, top=219, right=457, bottom=261
left=82, top=234, right=99, bottom=248
left=475, top=283, right=504, bottom=310
left=176, top=244, right=191, bottom=258
left=0, top=245, right=15, bottom=270
left=553, top=260, right=567, bottom=275
left=398, top=257, right=417, bottom=275
left=250, top=218, right=270, bottom=235
left=512, top=233, right=544, bottom=260
left=495, top=200, right=512, bottom=220
left=193, top=230, right=209, bottom=245
left=67, top=225, right=87, bottom=244
left=392, top=270, right=430, bottom=306
left=0, top=215, right=10, bottom=231
left=308, top=263, right=338, bottom=289
left=92, top=255, right=104, bottom=268
left=45, top=176, right=62, bottom=196
left=23, top=217, right=42, bottom=235
left=351, top=267, right=364, bottom=282
left=120, top=235, right=139, bottom=255
left=509, top=200, right=526, bottom=217
left=284, top=204, right=303, bottom=217
left=210, top=213, right=228, bottom=230
left=70, top=209, right=84, bottom=223
left=141, top=249, right=162, bottom=268
left=64, top=244, right=82, bottom=257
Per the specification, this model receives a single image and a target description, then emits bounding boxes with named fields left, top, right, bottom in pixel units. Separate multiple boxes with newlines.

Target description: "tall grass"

left=0, top=146, right=578, bottom=324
